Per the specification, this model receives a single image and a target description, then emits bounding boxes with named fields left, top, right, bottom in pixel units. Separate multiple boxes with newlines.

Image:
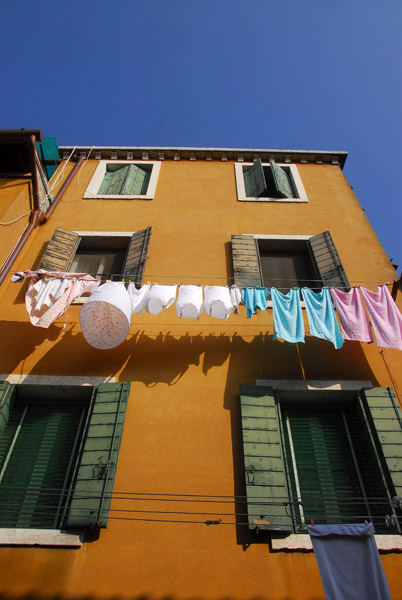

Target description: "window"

left=231, top=232, right=350, bottom=291
left=84, top=160, right=161, bottom=199
left=239, top=385, right=402, bottom=535
left=0, top=381, right=130, bottom=533
left=36, top=227, right=152, bottom=283
left=235, top=159, right=308, bottom=202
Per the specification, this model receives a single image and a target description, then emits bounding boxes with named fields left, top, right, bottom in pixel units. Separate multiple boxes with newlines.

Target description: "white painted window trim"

left=0, top=529, right=83, bottom=548
left=234, top=162, right=308, bottom=203
left=256, top=379, right=373, bottom=391
left=271, top=534, right=402, bottom=552
left=83, top=160, right=161, bottom=200
left=0, top=375, right=116, bottom=547
left=0, top=374, right=116, bottom=385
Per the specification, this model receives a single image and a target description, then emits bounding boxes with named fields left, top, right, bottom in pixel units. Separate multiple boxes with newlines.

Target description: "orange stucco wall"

left=0, top=177, right=32, bottom=269
left=0, top=158, right=400, bottom=600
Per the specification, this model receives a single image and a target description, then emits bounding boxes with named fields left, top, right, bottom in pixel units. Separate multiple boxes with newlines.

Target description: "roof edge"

left=58, top=146, right=348, bottom=168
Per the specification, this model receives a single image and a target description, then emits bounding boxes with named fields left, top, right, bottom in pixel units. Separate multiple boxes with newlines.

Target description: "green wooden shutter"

left=66, top=382, right=130, bottom=528
left=0, top=398, right=86, bottom=530
left=36, top=227, right=80, bottom=271
left=98, top=170, right=115, bottom=194
left=231, top=235, right=263, bottom=287
left=122, top=226, right=152, bottom=284
left=122, top=164, right=150, bottom=195
left=0, top=382, right=16, bottom=438
left=240, top=385, right=292, bottom=531
left=308, top=231, right=350, bottom=289
left=360, top=387, right=402, bottom=500
left=98, top=166, right=130, bottom=195
left=243, top=159, right=267, bottom=197
left=283, top=407, right=367, bottom=526
left=269, top=160, right=294, bottom=198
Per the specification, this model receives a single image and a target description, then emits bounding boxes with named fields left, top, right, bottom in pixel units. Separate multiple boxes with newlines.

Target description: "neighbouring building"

left=0, top=135, right=401, bottom=599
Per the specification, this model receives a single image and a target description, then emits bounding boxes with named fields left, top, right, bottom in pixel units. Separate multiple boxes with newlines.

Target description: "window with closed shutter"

left=0, top=382, right=130, bottom=531
left=239, top=385, right=401, bottom=535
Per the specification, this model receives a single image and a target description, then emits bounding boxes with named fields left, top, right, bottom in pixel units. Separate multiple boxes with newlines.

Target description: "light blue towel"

left=241, top=287, right=269, bottom=319
left=271, top=288, right=304, bottom=343
left=301, top=287, right=344, bottom=349
left=307, top=524, right=392, bottom=600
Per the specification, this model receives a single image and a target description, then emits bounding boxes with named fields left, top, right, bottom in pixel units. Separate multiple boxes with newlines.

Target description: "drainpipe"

left=0, top=150, right=82, bottom=287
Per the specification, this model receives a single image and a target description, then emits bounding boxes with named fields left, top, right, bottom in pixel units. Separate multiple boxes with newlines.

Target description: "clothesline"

left=8, top=269, right=395, bottom=288
left=13, top=272, right=402, bottom=352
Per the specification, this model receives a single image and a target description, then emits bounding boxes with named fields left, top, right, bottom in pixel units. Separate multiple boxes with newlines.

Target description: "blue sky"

left=2, top=0, right=401, bottom=269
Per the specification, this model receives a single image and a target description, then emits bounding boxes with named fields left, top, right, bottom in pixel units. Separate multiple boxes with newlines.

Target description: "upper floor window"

left=231, top=232, right=350, bottom=291
left=84, top=160, right=161, bottom=200
left=36, top=227, right=152, bottom=284
left=235, top=159, right=308, bottom=202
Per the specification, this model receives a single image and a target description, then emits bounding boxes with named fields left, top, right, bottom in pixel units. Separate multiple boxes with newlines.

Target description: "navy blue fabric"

left=307, top=524, right=392, bottom=600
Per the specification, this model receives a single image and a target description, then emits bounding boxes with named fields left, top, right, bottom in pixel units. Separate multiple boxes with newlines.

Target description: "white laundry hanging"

left=175, top=285, right=204, bottom=319
left=145, top=284, right=177, bottom=315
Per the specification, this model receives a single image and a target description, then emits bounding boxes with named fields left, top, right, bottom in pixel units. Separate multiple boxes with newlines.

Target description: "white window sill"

left=271, top=534, right=402, bottom=552
left=0, top=529, right=83, bottom=547
left=83, top=194, right=154, bottom=200
left=238, top=197, right=308, bottom=203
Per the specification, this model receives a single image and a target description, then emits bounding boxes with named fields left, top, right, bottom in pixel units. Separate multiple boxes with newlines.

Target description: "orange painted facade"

left=0, top=145, right=401, bottom=599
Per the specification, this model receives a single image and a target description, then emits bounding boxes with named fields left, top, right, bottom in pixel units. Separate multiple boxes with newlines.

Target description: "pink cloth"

left=25, top=274, right=99, bottom=328
left=330, top=287, right=373, bottom=342
left=360, top=285, right=402, bottom=350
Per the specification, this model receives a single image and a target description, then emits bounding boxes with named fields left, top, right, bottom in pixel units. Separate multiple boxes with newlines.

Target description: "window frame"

left=234, top=161, right=308, bottom=203
left=239, top=382, right=402, bottom=551
left=231, top=232, right=350, bottom=292
left=0, top=378, right=130, bottom=547
left=83, top=160, right=161, bottom=200
left=36, top=227, right=152, bottom=287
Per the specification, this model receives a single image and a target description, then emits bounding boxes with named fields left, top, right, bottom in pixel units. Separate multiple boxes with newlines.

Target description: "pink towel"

left=330, top=287, right=373, bottom=342
left=360, top=285, right=402, bottom=350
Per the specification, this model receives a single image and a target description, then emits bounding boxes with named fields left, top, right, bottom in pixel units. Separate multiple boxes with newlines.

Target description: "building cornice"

left=58, top=146, right=348, bottom=168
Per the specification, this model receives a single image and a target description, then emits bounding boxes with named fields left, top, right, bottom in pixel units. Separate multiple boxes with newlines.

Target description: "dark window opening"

left=258, top=238, right=319, bottom=292
left=71, top=236, right=129, bottom=281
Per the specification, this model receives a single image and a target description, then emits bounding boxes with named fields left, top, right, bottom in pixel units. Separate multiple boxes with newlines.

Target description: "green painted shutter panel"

left=98, top=166, right=129, bottom=195
left=66, top=382, right=130, bottom=528
left=36, top=227, right=80, bottom=271
left=240, top=385, right=292, bottom=531
left=122, top=164, right=150, bottom=195
left=361, top=387, right=402, bottom=499
left=231, top=235, right=263, bottom=287
left=98, top=170, right=115, bottom=194
left=0, top=382, right=16, bottom=438
left=283, top=408, right=367, bottom=526
left=0, top=400, right=85, bottom=529
left=269, top=160, right=294, bottom=198
left=122, top=227, right=152, bottom=284
left=308, top=231, right=350, bottom=289
left=243, top=159, right=266, bottom=197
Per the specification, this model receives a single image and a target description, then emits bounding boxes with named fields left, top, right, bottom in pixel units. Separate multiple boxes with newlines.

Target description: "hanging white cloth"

left=25, top=273, right=99, bottom=329
left=145, top=284, right=177, bottom=315
left=79, top=282, right=131, bottom=349
left=203, top=286, right=234, bottom=319
left=128, top=283, right=150, bottom=314
left=175, top=285, right=204, bottom=319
